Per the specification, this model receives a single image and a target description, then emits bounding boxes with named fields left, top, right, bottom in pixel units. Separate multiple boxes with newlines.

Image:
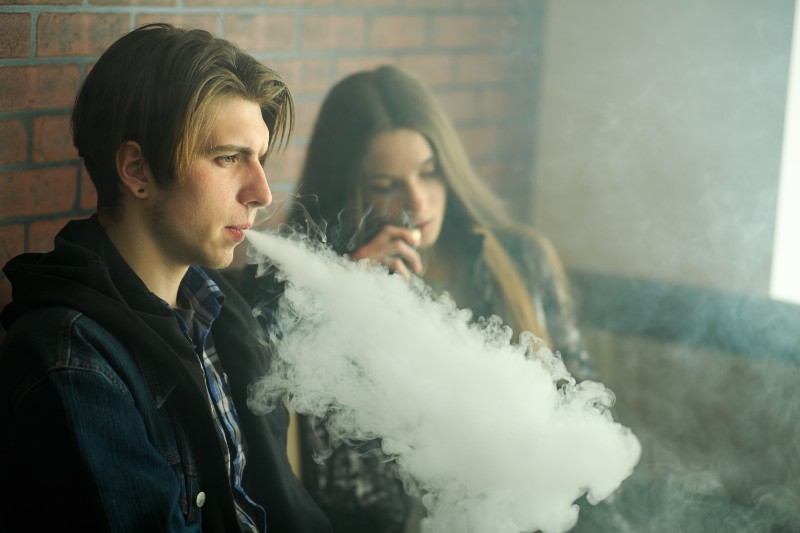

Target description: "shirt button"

left=195, top=491, right=206, bottom=508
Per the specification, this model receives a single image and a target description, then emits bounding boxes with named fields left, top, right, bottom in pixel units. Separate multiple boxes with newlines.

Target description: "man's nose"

left=243, top=161, right=272, bottom=208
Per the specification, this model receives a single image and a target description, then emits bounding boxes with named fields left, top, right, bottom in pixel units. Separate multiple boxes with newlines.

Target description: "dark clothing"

left=0, top=216, right=333, bottom=533
left=429, top=229, right=596, bottom=381
left=231, top=227, right=597, bottom=533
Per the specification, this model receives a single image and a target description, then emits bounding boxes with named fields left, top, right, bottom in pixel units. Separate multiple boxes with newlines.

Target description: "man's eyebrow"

left=208, top=144, right=253, bottom=155
left=208, top=144, right=268, bottom=163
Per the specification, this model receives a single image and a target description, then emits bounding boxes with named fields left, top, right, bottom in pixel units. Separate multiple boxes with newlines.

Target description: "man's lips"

left=225, top=223, right=251, bottom=241
left=226, top=223, right=252, bottom=231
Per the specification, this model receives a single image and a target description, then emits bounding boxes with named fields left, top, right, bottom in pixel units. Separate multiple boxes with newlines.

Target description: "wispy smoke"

left=244, top=229, right=641, bottom=533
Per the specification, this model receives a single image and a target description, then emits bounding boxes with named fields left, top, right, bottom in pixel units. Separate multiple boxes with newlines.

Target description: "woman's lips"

left=415, top=220, right=431, bottom=233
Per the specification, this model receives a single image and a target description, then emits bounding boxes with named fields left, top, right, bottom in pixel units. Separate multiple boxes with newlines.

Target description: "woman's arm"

left=298, top=414, right=411, bottom=533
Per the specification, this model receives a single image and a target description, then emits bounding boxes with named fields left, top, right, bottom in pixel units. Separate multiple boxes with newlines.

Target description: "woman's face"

left=361, top=129, right=447, bottom=249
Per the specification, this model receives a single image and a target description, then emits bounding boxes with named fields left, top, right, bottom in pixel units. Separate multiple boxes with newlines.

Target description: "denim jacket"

left=0, top=216, right=332, bottom=533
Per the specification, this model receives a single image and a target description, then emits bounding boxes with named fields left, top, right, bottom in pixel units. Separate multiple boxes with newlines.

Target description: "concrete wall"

left=532, top=2, right=800, bottom=530
left=533, top=0, right=794, bottom=295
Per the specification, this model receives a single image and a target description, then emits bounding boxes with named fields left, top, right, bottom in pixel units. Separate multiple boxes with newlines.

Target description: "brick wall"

left=0, top=0, right=545, bottom=316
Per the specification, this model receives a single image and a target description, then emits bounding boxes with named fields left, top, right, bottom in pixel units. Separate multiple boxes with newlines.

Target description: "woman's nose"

left=406, top=178, right=426, bottom=213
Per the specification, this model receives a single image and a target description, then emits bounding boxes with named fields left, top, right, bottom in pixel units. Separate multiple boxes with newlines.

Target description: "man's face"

left=147, top=96, right=271, bottom=270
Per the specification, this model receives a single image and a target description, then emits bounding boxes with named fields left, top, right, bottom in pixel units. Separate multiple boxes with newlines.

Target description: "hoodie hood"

left=1, top=215, right=168, bottom=332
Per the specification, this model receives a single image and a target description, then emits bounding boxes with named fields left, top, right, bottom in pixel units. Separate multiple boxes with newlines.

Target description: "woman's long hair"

left=289, top=65, right=573, bottom=345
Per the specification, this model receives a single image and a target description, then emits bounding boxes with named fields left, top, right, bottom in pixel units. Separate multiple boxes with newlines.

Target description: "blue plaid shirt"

left=173, top=266, right=267, bottom=532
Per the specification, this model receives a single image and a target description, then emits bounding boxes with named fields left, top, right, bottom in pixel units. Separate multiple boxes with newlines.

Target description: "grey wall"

left=531, top=2, right=800, bottom=531
left=533, top=0, right=793, bottom=295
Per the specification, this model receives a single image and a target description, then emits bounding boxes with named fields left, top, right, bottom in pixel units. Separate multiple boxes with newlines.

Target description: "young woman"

left=248, top=65, right=597, bottom=533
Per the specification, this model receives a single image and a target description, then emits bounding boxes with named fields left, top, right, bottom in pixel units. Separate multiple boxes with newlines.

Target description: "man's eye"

left=219, top=155, right=238, bottom=165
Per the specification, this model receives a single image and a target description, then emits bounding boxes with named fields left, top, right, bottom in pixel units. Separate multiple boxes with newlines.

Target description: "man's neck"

left=99, top=211, right=188, bottom=308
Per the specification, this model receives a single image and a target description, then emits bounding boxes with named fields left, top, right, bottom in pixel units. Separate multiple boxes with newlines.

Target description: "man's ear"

left=116, top=141, right=153, bottom=198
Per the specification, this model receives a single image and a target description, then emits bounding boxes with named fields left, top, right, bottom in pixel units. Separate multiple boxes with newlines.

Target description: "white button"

left=195, top=491, right=206, bottom=508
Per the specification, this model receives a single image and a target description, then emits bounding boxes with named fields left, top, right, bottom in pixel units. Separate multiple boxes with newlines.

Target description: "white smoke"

left=244, top=229, right=642, bottom=533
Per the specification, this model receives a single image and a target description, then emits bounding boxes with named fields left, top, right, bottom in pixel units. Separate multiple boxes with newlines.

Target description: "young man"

left=0, top=24, right=332, bottom=532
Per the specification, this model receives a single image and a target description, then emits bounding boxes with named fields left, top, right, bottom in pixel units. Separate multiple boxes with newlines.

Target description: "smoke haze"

left=244, top=229, right=641, bottom=533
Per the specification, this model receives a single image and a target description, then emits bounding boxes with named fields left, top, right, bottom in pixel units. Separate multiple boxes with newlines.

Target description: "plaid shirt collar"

left=173, top=266, right=225, bottom=350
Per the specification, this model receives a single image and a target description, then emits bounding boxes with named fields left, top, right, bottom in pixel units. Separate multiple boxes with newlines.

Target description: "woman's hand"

left=350, top=225, right=423, bottom=281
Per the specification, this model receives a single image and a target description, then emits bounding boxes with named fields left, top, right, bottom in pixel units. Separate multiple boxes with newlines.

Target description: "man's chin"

left=200, top=250, right=235, bottom=270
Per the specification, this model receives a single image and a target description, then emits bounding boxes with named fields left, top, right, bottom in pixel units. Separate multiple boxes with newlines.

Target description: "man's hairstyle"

left=72, top=23, right=294, bottom=212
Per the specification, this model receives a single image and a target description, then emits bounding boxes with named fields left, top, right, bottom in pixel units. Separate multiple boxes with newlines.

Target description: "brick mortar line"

left=0, top=208, right=94, bottom=228
left=2, top=53, right=539, bottom=69
left=0, top=6, right=523, bottom=14
left=0, top=108, right=73, bottom=119
left=0, top=159, right=81, bottom=172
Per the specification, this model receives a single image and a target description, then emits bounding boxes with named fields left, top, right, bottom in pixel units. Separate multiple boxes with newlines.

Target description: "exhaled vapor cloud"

left=245, top=229, right=642, bottom=533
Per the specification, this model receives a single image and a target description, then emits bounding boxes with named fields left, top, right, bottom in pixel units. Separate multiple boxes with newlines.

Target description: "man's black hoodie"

left=0, top=215, right=332, bottom=533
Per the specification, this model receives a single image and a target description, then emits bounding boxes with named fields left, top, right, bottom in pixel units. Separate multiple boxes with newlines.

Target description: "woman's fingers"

left=350, top=225, right=423, bottom=275
left=385, top=257, right=411, bottom=281
left=380, top=225, right=422, bottom=247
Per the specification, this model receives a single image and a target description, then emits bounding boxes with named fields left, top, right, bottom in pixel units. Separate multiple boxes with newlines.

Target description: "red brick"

left=0, top=166, right=78, bottom=219
left=431, top=16, right=485, bottom=49
left=463, top=122, right=534, bottom=161
left=476, top=159, right=531, bottom=191
left=458, top=125, right=499, bottom=160
left=435, top=89, right=480, bottom=123
left=294, top=99, right=322, bottom=141
left=334, top=55, right=394, bottom=80
left=0, top=119, right=27, bottom=165
left=0, top=14, right=31, bottom=58
left=405, top=0, right=454, bottom=6
left=28, top=217, right=71, bottom=253
left=370, top=15, right=425, bottom=50
left=460, top=0, right=519, bottom=8
left=482, top=87, right=534, bottom=120
left=94, top=0, right=172, bottom=6
left=247, top=183, right=295, bottom=231
left=185, top=0, right=256, bottom=7
left=500, top=122, right=536, bottom=155
left=1, top=0, right=79, bottom=5
left=486, top=16, right=534, bottom=48
left=0, top=65, right=81, bottom=112
left=269, top=57, right=332, bottom=95
left=37, top=13, right=129, bottom=57
left=32, top=114, right=77, bottom=162
left=398, top=54, right=454, bottom=86
left=223, top=14, right=295, bottom=53
left=341, top=0, right=398, bottom=6
left=267, top=0, right=332, bottom=5
left=136, top=14, right=219, bottom=34
left=252, top=186, right=294, bottom=230
left=0, top=225, right=25, bottom=267
left=301, top=15, right=365, bottom=51
left=455, top=53, right=534, bottom=84
left=80, top=167, right=97, bottom=210
left=265, top=144, right=305, bottom=186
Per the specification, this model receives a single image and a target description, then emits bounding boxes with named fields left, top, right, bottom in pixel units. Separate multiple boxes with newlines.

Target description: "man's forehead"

left=199, top=97, right=270, bottom=149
